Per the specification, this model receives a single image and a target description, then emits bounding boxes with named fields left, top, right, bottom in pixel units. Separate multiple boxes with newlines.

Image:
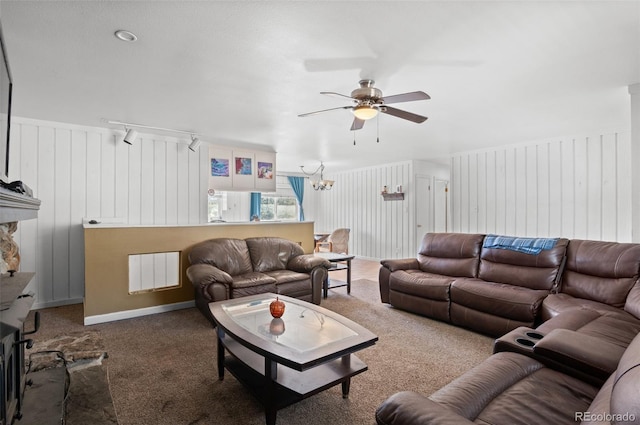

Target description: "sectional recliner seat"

left=379, top=233, right=640, bottom=341
left=377, top=232, right=640, bottom=425
left=380, top=232, right=571, bottom=336
left=538, top=238, right=640, bottom=349
left=376, top=330, right=640, bottom=425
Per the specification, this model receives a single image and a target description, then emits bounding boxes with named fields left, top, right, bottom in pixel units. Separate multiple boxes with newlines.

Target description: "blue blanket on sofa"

left=483, top=234, right=558, bottom=255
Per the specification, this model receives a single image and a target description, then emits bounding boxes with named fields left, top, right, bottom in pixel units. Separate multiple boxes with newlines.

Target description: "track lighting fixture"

left=108, top=120, right=200, bottom=151
left=123, top=128, right=138, bottom=145
left=188, top=135, right=201, bottom=152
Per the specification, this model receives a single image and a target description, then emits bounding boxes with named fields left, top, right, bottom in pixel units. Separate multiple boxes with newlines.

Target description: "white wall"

left=17, top=115, right=629, bottom=308
left=451, top=132, right=632, bottom=241
left=9, top=117, right=209, bottom=309
left=306, top=160, right=449, bottom=260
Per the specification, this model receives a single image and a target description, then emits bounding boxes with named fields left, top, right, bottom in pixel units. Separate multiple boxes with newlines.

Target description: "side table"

left=313, top=252, right=355, bottom=298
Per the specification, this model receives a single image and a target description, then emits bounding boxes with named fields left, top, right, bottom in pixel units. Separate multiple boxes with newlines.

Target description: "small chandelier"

left=300, top=161, right=335, bottom=191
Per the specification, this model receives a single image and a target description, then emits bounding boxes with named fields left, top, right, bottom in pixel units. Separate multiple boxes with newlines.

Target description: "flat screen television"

left=0, top=22, right=13, bottom=184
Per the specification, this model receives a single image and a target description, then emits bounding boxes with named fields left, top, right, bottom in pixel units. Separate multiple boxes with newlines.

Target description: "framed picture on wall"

left=257, top=161, right=273, bottom=179
left=211, top=158, right=230, bottom=177
left=208, top=146, right=233, bottom=190
left=235, top=157, right=252, bottom=175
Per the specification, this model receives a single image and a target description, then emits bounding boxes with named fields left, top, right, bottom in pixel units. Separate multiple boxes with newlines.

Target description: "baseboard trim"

left=32, top=298, right=84, bottom=310
left=84, top=300, right=195, bottom=325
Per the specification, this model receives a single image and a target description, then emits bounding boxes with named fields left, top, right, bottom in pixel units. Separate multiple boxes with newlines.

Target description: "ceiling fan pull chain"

left=353, top=131, right=356, bottom=146
left=377, top=114, right=380, bottom=143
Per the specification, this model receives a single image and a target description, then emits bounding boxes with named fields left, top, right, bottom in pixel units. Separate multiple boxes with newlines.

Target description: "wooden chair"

left=315, top=228, right=350, bottom=254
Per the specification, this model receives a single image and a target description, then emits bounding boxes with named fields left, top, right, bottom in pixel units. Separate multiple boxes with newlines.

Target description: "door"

left=434, top=179, right=449, bottom=232
left=415, top=175, right=431, bottom=252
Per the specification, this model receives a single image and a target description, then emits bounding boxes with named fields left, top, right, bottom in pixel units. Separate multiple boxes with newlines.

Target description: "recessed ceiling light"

left=114, top=30, right=138, bottom=42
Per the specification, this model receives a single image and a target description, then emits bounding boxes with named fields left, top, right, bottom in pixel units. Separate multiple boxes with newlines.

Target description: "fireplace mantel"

left=0, top=187, right=41, bottom=223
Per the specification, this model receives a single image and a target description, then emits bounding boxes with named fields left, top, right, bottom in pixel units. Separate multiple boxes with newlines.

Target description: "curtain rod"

left=276, top=174, right=308, bottom=178
left=107, top=120, right=198, bottom=136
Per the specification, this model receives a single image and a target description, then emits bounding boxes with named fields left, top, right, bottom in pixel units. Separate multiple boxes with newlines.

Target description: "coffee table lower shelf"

left=221, top=336, right=368, bottom=411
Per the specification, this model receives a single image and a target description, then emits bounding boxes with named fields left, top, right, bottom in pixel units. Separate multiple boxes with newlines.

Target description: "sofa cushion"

left=246, top=237, right=304, bottom=272
left=232, top=272, right=277, bottom=288
left=610, top=332, right=640, bottom=422
left=389, top=270, right=453, bottom=301
left=451, top=278, right=549, bottom=322
left=560, top=239, right=640, bottom=308
left=263, top=269, right=310, bottom=284
left=478, top=237, right=569, bottom=290
left=579, top=332, right=640, bottom=424
left=188, top=238, right=253, bottom=276
left=417, top=233, right=485, bottom=278
left=541, top=293, right=639, bottom=319
left=537, top=301, right=640, bottom=349
left=429, top=352, right=598, bottom=425
left=230, top=272, right=277, bottom=298
left=625, top=282, right=640, bottom=319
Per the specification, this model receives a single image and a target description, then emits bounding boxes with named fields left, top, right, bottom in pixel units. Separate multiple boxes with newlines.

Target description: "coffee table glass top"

left=314, top=252, right=355, bottom=261
left=221, top=295, right=357, bottom=353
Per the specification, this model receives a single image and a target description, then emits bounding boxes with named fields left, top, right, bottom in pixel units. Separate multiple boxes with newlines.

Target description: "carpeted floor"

left=27, top=279, right=493, bottom=425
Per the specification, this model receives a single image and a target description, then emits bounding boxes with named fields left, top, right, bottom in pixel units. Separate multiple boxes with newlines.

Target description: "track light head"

left=188, top=135, right=201, bottom=152
left=123, top=128, right=138, bottom=145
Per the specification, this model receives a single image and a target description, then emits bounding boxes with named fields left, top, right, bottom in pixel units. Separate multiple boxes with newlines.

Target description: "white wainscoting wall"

left=307, top=160, right=449, bottom=260
left=450, top=132, right=632, bottom=242
left=9, top=117, right=209, bottom=309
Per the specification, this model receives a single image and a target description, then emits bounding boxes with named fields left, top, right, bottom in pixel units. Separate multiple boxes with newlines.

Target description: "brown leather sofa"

left=380, top=232, right=569, bottom=336
left=377, top=233, right=640, bottom=424
left=376, top=330, right=640, bottom=425
left=186, top=237, right=331, bottom=324
left=538, top=239, right=640, bottom=349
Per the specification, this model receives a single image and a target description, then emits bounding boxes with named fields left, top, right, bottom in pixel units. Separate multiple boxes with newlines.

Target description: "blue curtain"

left=287, top=176, right=305, bottom=221
left=250, top=192, right=261, bottom=219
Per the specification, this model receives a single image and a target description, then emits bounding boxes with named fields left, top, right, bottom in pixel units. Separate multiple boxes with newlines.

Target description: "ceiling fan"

left=298, top=79, right=430, bottom=131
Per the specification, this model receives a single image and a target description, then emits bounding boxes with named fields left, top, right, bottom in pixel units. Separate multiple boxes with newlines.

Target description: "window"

left=208, top=192, right=226, bottom=222
left=260, top=194, right=298, bottom=221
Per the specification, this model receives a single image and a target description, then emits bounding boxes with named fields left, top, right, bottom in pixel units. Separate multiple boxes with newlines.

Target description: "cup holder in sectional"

left=525, top=331, right=544, bottom=340
left=515, top=338, right=535, bottom=347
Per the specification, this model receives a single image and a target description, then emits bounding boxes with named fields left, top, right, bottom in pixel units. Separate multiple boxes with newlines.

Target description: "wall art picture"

left=235, top=157, right=252, bottom=175
left=211, top=158, right=229, bottom=177
left=257, top=161, right=273, bottom=179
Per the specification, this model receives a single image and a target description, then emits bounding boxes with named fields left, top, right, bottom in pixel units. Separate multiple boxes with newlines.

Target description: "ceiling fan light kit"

left=299, top=79, right=430, bottom=132
left=352, top=105, right=379, bottom=120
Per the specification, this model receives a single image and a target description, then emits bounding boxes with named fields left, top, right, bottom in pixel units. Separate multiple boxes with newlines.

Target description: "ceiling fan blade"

left=382, top=91, right=431, bottom=104
left=350, top=118, right=365, bottom=131
left=298, top=106, right=353, bottom=117
left=320, top=91, right=355, bottom=101
left=381, top=106, right=428, bottom=123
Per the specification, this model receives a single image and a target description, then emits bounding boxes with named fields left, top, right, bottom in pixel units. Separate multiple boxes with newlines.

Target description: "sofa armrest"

left=375, top=391, right=475, bottom=425
left=533, top=328, right=625, bottom=382
left=287, top=254, right=331, bottom=273
left=186, top=263, right=233, bottom=287
left=380, top=258, right=420, bottom=272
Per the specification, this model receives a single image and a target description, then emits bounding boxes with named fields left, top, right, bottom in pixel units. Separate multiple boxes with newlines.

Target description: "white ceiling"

left=1, top=1, right=639, bottom=172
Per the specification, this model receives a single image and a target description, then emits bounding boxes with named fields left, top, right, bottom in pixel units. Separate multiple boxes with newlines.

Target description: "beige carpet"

left=28, top=279, right=493, bottom=425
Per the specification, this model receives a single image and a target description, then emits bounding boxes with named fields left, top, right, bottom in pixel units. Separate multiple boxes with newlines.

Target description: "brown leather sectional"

left=376, top=232, right=640, bottom=424
left=186, top=237, right=331, bottom=324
